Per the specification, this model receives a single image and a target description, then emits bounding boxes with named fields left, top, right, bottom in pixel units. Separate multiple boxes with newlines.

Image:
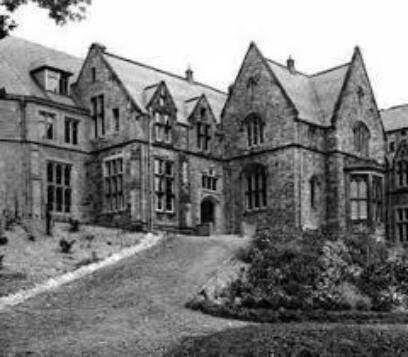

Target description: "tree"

left=0, top=0, right=91, bottom=39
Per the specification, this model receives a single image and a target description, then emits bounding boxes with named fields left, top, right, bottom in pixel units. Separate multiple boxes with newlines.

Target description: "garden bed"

left=0, top=222, right=144, bottom=297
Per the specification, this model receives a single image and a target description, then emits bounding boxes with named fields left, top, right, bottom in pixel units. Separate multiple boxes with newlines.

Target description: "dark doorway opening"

left=201, top=199, right=215, bottom=224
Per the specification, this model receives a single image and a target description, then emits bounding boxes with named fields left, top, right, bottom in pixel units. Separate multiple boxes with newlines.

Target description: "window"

left=389, top=141, right=395, bottom=152
left=395, top=160, right=408, bottom=188
left=154, top=158, right=174, bottom=212
left=197, top=122, right=211, bottom=151
left=353, top=122, right=370, bottom=156
left=91, top=67, right=96, bottom=82
left=46, top=70, right=69, bottom=95
left=104, top=156, right=124, bottom=211
left=372, top=176, right=383, bottom=222
left=91, top=95, right=105, bottom=137
left=47, top=162, right=72, bottom=213
left=39, top=111, right=56, bottom=141
left=350, top=175, right=368, bottom=221
left=396, top=207, right=408, bottom=242
left=154, top=112, right=172, bottom=143
left=202, top=171, right=218, bottom=191
left=59, top=74, right=69, bottom=95
left=46, top=70, right=59, bottom=93
left=112, top=108, right=120, bottom=132
left=64, top=118, right=79, bottom=145
left=245, top=114, right=264, bottom=147
left=310, top=176, right=319, bottom=209
left=244, top=165, right=267, bottom=210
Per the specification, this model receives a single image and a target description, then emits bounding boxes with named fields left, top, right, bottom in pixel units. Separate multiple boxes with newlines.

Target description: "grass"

left=0, top=223, right=143, bottom=298
left=165, top=323, right=408, bottom=356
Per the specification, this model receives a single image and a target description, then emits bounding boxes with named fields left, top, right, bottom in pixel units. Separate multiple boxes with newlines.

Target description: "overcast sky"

left=10, top=0, right=408, bottom=109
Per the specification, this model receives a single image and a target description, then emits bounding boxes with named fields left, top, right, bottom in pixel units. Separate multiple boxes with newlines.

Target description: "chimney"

left=287, top=56, right=296, bottom=74
left=90, top=42, right=107, bottom=53
left=185, top=66, right=194, bottom=83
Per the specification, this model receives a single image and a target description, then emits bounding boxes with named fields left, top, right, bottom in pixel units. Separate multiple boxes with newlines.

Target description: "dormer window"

left=31, top=60, right=73, bottom=96
left=45, top=70, right=70, bottom=95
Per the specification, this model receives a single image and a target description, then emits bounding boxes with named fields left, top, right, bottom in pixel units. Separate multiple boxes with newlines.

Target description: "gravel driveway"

left=0, top=234, right=249, bottom=356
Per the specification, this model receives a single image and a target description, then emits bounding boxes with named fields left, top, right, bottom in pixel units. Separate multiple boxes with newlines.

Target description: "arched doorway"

left=201, top=199, right=215, bottom=225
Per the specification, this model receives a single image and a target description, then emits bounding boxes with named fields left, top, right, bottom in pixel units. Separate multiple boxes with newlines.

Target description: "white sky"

left=9, top=0, right=408, bottom=109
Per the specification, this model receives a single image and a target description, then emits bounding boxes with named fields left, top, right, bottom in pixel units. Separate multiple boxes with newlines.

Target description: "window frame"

left=64, top=117, right=79, bottom=145
left=39, top=110, right=57, bottom=141
left=91, top=94, right=105, bottom=138
left=245, top=114, right=264, bottom=148
left=244, top=165, right=267, bottom=211
left=103, top=153, right=125, bottom=212
left=46, top=161, right=72, bottom=214
left=395, top=206, right=408, bottom=243
left=353, top=122, right=370, bottom=157
left=154, top=158, right=175, bottom=213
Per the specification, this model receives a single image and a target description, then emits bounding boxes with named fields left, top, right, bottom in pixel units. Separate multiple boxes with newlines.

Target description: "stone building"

left=0, top=36, right=388, bottom=238
left=382, top=105, right=408, bottom=242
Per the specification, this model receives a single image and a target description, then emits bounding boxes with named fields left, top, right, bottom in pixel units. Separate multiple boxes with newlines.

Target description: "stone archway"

left=200, top=198, right=215, bottom=225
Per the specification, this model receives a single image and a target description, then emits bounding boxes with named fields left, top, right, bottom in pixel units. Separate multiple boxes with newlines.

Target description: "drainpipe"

left=147, top=110, right=153, bottom=232
left=19, top=97, right=29, bottom=218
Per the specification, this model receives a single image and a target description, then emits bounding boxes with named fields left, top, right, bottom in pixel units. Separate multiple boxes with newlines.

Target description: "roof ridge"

left=381, top=104, right=408, bottom=112
left=266, top=57, right=309, bottom=76
left=104, top=51, right=227, bottom=95
left=266, top=56, right=350, bottom=78
left=309, top=62, right=350, bottom=77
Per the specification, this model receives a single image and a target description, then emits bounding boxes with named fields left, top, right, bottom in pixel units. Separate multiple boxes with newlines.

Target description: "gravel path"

left=0, top=234, right=249, bottom=356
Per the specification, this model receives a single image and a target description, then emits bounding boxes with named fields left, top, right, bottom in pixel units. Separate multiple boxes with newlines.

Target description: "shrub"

left=68, top=218, right=80, bottom=233
left=59, top=239, right=76, bottom=254
left=0, top=235, right=8, bottom=246
left=235, top=245, right=253, bottom=263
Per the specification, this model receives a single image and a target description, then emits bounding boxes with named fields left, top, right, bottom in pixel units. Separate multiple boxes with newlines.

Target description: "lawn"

left=165, top=323, right=408, bottom=356
left=0, top=222, right=143, bottom=297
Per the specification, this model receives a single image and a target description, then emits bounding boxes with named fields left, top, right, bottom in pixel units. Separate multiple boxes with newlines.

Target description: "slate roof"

left=0, top=36, right=83, bottom=108
left=103, top=52, right=227, bottom=124
left=266, top=59, right=350, bottom=126
left=381, top=105, right=408, bottom=132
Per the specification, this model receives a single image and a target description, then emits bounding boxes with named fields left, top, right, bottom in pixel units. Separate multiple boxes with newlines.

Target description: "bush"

left=59, top=239, right=76, bottom=254
left=235, top=245, right=253, bottom=263
left=207, top=228, right=408, bottom=317
left=68, top=218, right=80, bottom=233
left=0, top=235, right=8, bottom=246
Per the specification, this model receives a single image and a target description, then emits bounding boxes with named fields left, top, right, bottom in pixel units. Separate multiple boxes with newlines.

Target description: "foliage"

left=0, top=235, right=8, bottom=245
left=68, top=218, right=80, bottom=233
left=206, top=228, right=408, bottom=318
left=0, top=0, right=91, bottom=38
left=0, top=254, right=3, bottom=269
left=59, top=238, right=75, bottom=254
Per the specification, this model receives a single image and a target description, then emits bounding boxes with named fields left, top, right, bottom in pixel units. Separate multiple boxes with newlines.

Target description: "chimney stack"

left=287, top=56, right=296, bottom=74
left=185, top=66, right=194, bottom=83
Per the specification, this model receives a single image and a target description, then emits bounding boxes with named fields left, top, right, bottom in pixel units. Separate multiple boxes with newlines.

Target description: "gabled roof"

left=265, top=58, right=350, bottom=126
left=0, top=36, right=83, bottom=108
left=381, top=105, right=408, bottom=132
left=102, top=51, right=227, bottom=123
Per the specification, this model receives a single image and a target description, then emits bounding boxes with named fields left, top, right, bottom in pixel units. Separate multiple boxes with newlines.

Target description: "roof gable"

left=187, top=95, right=217, bottom=124
left=265, top=58, right=350, bottom=126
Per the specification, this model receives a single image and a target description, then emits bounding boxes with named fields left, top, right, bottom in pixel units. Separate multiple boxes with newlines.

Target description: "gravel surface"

left=0, top=234, right=249, bottom=356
